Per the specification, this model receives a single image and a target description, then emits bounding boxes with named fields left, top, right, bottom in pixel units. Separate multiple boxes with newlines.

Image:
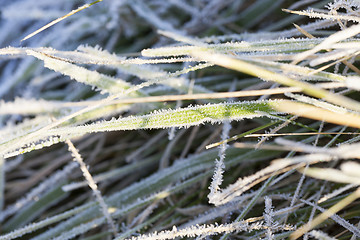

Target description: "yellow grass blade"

left=271, top=100, right=360, bottom=129
left=190, top=50, right=360, bottom=113
left=21, top=0, right=103, bottom=42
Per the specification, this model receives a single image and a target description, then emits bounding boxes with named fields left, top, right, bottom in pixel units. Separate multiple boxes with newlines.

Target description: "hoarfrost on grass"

left=2, top=0, right=360, bottom=239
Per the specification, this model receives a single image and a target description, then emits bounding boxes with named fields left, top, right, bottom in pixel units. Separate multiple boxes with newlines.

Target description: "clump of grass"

left=0, top=0, right=360, bottom=239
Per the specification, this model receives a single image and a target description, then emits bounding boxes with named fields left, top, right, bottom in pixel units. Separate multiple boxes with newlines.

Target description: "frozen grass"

left=0, top=0, right=360, bottom=239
